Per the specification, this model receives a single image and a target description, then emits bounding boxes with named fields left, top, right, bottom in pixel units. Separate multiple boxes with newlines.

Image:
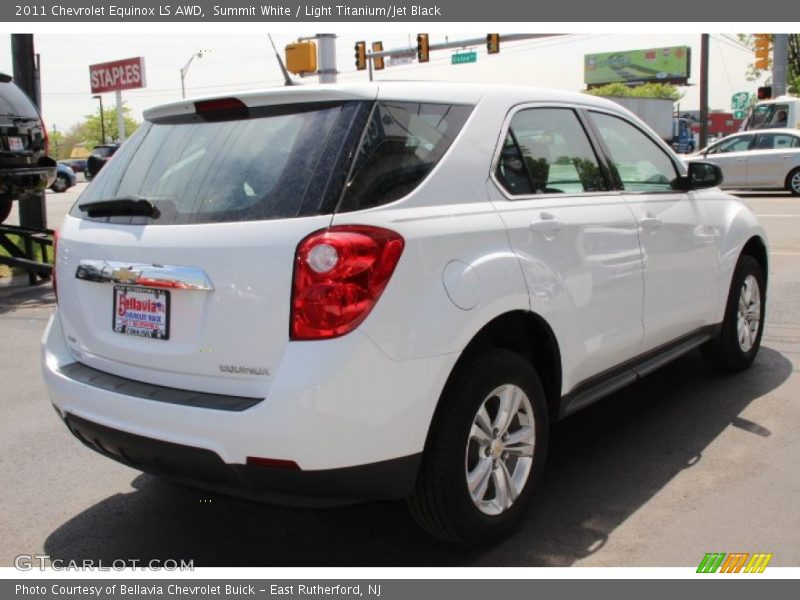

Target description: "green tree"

left=585, top=82, right=683, bottom=101
left=80, top=104, right=139, bottom=147
left=738, top=34, right=800, bottom=94
left=47, top=103, right=139, bottom=160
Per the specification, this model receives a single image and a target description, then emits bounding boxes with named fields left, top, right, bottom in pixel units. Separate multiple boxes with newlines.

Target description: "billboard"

left=89, top=57, right=146, bottom=94
left=584, top=46, right=691, bottom=87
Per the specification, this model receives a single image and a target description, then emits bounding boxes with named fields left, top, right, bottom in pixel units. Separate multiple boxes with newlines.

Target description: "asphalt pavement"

left=0, top=187, right=798, bottom=567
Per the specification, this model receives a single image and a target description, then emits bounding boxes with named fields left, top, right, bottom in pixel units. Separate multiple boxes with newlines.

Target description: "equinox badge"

left=219, top=365, right=270, bottom=376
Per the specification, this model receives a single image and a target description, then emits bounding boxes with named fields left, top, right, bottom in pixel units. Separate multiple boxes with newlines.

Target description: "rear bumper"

left=42, top=308, right=457, bottom=503
left=0, top=160, right=57, bottom=200
left=63, top=412, right=420, bottom=506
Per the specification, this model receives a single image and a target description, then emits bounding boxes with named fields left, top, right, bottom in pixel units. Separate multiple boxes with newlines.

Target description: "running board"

left=559, top=325, right=718, bottom=419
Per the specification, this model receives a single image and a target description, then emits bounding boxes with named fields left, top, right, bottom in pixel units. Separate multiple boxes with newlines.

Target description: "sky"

left=0, top=32, right=765, bottom=134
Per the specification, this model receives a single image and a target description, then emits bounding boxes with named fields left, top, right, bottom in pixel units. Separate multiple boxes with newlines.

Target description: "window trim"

left=583, top=107, right=687, bottom=196
left=489, top=102, right=619, bottom=201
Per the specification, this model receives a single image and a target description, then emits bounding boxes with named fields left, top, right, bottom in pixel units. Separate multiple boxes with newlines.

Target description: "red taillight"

left=52, top=229, right=59, bottom=302
left=290, top=225, right=405, bottom=340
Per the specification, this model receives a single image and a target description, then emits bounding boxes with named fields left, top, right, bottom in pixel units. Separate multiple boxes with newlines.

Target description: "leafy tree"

left=738, top=34, right=800, bottom=94
left=47, top=103, right=139, bottom=160
left=585, top=82, right=683, bottom=101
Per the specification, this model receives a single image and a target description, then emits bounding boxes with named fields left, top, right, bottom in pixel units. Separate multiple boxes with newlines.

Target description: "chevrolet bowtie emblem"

left=112, top=267, right=140, bottom=284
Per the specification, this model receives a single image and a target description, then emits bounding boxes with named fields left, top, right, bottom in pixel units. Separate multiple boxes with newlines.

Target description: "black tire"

left=786, top=167, right=800, bottom=197
left=701, top=254, right=765, bottom=372
left=0, top=199, right=12, bottom=224
left=51, top=174, right=69, bottom=193
left=408, top=348, right=549, bottom=545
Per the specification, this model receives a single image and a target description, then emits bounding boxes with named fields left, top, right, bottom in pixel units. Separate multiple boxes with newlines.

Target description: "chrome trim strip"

left=75, top=259, right=214, bottom=291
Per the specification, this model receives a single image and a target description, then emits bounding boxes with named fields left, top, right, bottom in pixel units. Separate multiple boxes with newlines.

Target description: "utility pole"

left=93, top=95, right=106, bottom=144
left=699, top=33, right=709, bottom=151
left=317, top=34, right=337, bottom=84
left=772, top=33, right=789, bottom=97
left=11, top=34, right=46, bottom=230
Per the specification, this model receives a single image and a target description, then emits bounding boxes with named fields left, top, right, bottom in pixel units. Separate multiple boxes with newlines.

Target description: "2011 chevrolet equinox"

left=42, top=83, right=768, bottom=544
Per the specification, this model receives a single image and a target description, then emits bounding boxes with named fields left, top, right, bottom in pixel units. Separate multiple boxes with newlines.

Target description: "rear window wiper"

left=78, top=195, right=161, bottom=219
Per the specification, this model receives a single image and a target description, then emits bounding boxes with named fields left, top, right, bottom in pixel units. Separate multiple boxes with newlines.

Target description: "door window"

left=753, top=133, right=800, bottom=150
left=707, top=135, right=753, bottom=154
left=589, top=112, right=679, bottom=192
left=495, top=107, right=608, bottom=196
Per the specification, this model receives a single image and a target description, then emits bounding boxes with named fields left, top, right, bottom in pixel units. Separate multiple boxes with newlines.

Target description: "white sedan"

left=687, top=128, right=800, bottom=195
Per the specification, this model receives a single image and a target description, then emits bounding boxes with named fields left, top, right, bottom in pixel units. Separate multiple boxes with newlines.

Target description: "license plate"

left=113, top=285, right=170, bottom=340
left=8, top=136, right=24, bottom=152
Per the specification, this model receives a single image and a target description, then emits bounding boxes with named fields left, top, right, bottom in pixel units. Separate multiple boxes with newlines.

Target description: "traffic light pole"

left=317, top=33, right=337, bottom=84
left=699, top=33, right=709, bottom=151
left=365, top=33, right=566, bottom=69
left=772, top=34, right=789, bottom=97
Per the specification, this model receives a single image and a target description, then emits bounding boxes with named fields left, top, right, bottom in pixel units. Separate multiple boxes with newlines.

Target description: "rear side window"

left=0, top=80, right=39, bottom=118
left=496, top=107, right=609, bottom=195
left=338, top=101, right=473, bottom=212
left=73, top=101, right=370, bottom=225
left=753, top=133, right=800, bottom=150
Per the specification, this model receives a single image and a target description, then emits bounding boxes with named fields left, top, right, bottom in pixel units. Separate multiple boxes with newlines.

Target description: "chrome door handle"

left=75, top=260, right=214, bottom=291
left=530, top=213, right=563, bottom=234
left=640, top=216, right=662, bottom=231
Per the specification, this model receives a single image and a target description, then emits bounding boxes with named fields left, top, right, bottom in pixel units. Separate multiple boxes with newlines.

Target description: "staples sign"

left=89, top=57, right=146, bottom=94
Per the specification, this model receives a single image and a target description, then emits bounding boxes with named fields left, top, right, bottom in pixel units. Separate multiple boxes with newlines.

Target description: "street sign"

left=733, top=110, right=747, bottom=120
left=731, top=92, right=750, bottom=111
left=388, top=56, right=413, bottom=67
left=451, top=51, right=477, bottom=65
left=89, top=57, right=146, bottom=94
left=387, top=49, right=415, bottom=67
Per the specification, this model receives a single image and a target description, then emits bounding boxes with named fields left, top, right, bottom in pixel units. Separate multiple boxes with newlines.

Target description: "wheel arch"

left=740, top=235, right=769, bottom=288
left=423, top=310, right=563, bottom=454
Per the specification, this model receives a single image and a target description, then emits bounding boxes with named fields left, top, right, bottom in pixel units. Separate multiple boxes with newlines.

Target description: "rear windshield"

left=73, top=101, right=370, bottom=225
left=0, top=80, right=39, bottom=118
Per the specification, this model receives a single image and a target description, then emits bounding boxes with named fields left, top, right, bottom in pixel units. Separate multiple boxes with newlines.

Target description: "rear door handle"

left=640, top=216, right=662, bottom=231
left=530, top=213, right=563, bottom=234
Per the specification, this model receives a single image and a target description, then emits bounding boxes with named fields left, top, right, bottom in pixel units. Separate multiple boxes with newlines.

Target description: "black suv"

left=85, top=143, right=120, bottom=180
left=0, top=73, right=56, bottom=223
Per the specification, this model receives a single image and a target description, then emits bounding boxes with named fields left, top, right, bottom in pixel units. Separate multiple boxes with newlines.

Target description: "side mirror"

left=688, top=161, right=723, bottom=189
left=674, top=161, right=723, bottom=191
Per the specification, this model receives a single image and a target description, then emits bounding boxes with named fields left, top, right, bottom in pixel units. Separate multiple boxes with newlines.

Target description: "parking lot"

left=0, top=185, right=798, bottom=567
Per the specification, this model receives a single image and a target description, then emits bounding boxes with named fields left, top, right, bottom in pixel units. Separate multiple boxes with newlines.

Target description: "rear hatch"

left=55, top=89, right=375, bottom=398
left=0, top=77, right=46, bottom=170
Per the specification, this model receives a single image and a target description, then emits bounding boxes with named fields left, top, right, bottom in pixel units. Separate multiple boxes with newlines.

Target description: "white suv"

left=42, top=83, right=768, bottom=544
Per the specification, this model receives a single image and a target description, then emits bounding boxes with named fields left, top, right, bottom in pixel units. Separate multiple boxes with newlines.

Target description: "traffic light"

left=487, top=34, right=500, bottom=54
left=354, top=41, right=367, bottom=71
left=754, top=33, right=771, bottom=70
left=285, top=41, right=317, bottom=75
left=757, top=85, right=772, bottom=100
left=417, top=34, right=430, bottom=63
left=372, top=41, right=385, bottom=71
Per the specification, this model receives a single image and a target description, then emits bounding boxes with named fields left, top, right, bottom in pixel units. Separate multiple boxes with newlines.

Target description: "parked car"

left=62, top=158, right=86, bottom=173
left=687, top=128, right=800, bottom=195
left=51, top=162, right=77, bottom=193
left=84, top=143, right=119, bottom=180
left=0, top=73, right=56, bottom=223
left=43, top=83, right=768, bottom=545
